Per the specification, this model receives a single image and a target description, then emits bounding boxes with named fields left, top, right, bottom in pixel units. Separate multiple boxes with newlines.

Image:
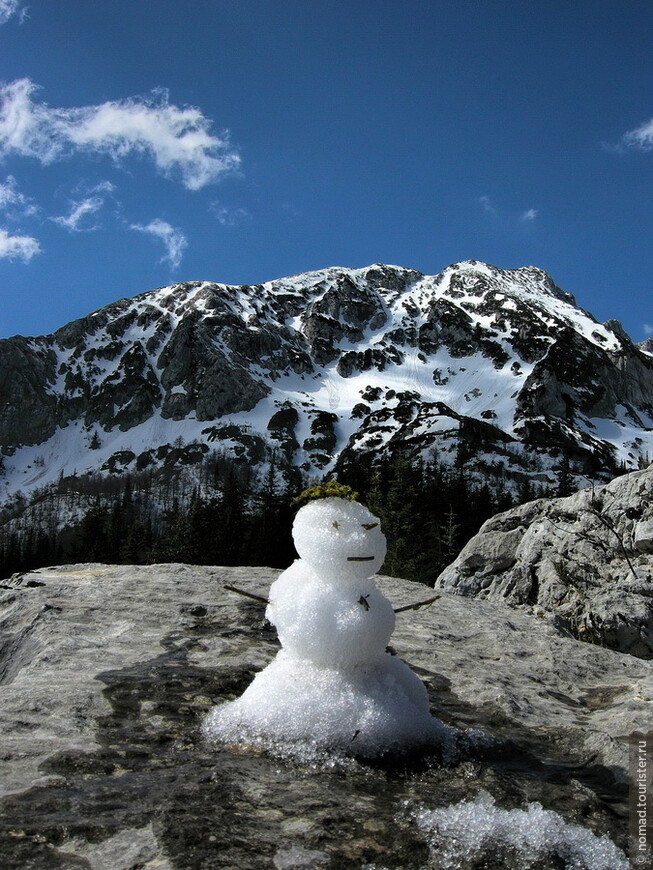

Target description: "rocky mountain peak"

left=1, top=261, right=653, bottom=508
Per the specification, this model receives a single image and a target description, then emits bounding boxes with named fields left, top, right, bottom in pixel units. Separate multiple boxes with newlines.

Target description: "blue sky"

left=0, top=0, right=652, bottom=341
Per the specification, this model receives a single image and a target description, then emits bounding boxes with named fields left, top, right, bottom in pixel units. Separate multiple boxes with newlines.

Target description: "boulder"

left=634, top=518, right=653, bottom=553
left=1, top=563, right=649, bottom=867
left=436, top=466, right=653, bottom=658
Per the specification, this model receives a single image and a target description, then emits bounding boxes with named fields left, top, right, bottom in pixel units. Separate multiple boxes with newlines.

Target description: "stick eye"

left=361, top=522, right=378, bottom=530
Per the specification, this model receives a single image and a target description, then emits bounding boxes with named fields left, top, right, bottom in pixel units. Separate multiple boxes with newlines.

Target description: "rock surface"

left=435, top=465, right=653, bottom=658
left=1, top=563, right=650, bottom=868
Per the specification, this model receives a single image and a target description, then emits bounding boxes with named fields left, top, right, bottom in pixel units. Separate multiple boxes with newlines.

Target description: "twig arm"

left=224, top=583, right=270, bottom=605
left=393, top=595, right=440, bottom=614
left=224, top=583, right=438, bottom=613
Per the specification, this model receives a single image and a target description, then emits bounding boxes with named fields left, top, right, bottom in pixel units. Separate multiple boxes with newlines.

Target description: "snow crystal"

left=204, top=497, right=451, bottom=759
left=408, top=790, right=627, bottom=870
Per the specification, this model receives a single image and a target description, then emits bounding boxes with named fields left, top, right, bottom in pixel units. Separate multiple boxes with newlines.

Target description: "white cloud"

left=210, top=201, right=251, bottom=226
left=131, top=219, right=187, bottom=268
left=0, top=227, right=40, bottom=261
left=644, top=323, right=653, bottom=337
left=90, top=180, right=115, bottom=195
left=0, top=174, right=37, bottom=217
left=52, top=196, right=104, bottom=231
left=479, top=195, right=496, bottom=215
left=280, top=202, right=302, bottom=220
left=621, top=117, right=653, bottom=151
left=0, top=1, right=25, bottom=25
left=0, top=78, right=241, bottom=190
left=480, top=196, right=539, bottom=226
left=51, top=181, right=116, bottom=231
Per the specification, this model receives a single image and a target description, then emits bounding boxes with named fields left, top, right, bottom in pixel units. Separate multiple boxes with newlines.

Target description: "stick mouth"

left=347, top=556, right=375, bottom=562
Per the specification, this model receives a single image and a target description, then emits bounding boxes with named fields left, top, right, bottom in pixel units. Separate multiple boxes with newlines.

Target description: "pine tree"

left=555, top=465, right=575, bottom=497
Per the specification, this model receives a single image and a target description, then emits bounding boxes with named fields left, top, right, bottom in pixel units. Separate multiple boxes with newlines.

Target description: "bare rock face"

left=302, top=274, right=389, bottom=366
left=157, top=312, right=270, bottom=421
left=0, top=337, right=58, bottom=446
left=1, top=563, right=649, bottom=868
left=435, top=465, right=653, bottom=658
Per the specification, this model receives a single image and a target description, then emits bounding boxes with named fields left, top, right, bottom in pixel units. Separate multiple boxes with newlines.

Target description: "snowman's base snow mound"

left=203, top=649, right=453, bottom=761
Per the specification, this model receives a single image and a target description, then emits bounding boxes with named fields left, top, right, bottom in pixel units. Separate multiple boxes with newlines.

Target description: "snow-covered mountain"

left=2, top=260, right=653, bottom=505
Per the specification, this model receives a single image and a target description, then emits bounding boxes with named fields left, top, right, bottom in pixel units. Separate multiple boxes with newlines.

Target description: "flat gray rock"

left=1, top=563, right=649, bottom=868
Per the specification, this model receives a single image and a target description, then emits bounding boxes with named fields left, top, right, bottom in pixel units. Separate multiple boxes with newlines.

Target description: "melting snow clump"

left=408, top=790, right=627, bottom=870
left=204, top=496, right=452, bottom=759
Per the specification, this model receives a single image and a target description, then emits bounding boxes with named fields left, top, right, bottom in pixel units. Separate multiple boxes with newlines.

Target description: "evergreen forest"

left=0, top=446, right=575, bottom=586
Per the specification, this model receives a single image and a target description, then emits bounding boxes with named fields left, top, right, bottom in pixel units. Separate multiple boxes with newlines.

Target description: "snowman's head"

left=292, top=497, right=387, bottom=582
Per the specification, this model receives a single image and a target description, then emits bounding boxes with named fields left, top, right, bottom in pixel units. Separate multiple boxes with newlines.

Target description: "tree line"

left=1, top=447, right=560, bottom=585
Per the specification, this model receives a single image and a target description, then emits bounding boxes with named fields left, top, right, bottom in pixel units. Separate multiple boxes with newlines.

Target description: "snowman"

left=204, top=488, right=449, bottom=758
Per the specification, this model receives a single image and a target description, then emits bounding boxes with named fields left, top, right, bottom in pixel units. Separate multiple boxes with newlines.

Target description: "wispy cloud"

left=130, top=219, right=187, bottom=268
left=0, top=78, right=241, bottom=190
left=52, top=197, right=104, bottom=232
left=0, top=227, right=40, bottom=261
left=479, top=196, right=538, bottom=226
left=479, top=195, right=497, bottom=215
left=0, top=174, right=39, bottom=261
left=280, top=202, right=302, bottom=220
left=620, top=117, right=653, bottom=152
left=51, top=181, right=116, bottom=231
left=644, top=324, right=653, bottom=337
left=0, top=174, right=37, bottom=218
left=0, top=0, right=26, bottom=25
left=210, top=201, right=251, bottom=226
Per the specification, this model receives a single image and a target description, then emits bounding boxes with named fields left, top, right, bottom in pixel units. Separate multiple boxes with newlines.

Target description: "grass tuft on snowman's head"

left=292, top=480, right=358, bottom=507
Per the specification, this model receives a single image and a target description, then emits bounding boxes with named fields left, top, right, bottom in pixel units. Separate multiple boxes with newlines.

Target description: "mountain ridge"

left=1, top=260, right=653, bottom=512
